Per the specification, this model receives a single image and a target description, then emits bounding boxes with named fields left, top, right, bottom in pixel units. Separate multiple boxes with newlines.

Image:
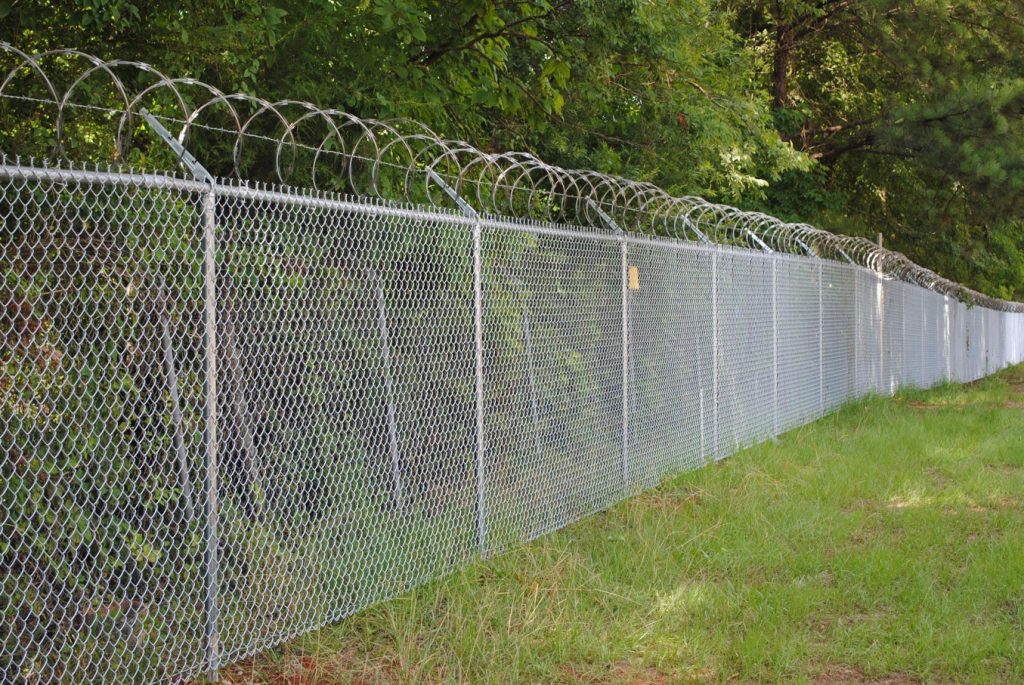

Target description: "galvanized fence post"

left=901, top=285, right=908, bottom=387
left=201, top=187, right=221, bottom=683
left=853, top=268, right=860, bottom=398
left=772, top=255, right=779, bottom=436
left=620, top=234, right=629, bottom=488
left=585, top=199, right=629, bottom=487
left=711, top=249, right=719, bottom=460
left=878, top=276, right=885, bottom=394
left=473, top=218, right=487, bottom=553
left=818, top=260, right=824, bottom=414
left=426, top=169, right=487, bottom=553
left=925, top=288, right=933, bottom=384
left=140, top=109, right=221, bottom=683
left=944, top=297, right=951, bottom=381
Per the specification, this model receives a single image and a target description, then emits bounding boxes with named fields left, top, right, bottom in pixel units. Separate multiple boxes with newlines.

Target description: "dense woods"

left=4, top=0, right=1024, bottom=298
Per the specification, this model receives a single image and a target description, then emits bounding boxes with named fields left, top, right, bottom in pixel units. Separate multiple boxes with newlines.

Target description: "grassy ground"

left=220, top=366, right=1024, bottom=684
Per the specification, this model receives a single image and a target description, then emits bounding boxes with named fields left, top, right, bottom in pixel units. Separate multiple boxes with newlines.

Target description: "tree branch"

left=417, top=0, right=573, bottom=66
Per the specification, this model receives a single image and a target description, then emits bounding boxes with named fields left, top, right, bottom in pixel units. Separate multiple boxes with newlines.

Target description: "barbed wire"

left=1, top=41, right=1019, bottom=312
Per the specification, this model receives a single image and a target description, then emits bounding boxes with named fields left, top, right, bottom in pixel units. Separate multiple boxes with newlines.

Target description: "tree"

left=729, top=0, right=1024, bottom=297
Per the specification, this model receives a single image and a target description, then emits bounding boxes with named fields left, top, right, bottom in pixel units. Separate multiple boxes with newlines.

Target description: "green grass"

left=222, top=366, right=1024, bottom=684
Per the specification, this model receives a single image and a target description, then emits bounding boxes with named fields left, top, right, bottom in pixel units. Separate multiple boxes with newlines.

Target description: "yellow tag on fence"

left=628, top=265, right=640, bottom=290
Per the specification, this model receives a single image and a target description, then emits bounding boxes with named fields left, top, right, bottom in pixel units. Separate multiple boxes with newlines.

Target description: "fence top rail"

left=2, top=42, right=1022, bottom=313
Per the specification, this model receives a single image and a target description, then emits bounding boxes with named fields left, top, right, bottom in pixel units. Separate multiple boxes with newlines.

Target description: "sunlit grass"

left=220, top=365, right=1024, bottom=684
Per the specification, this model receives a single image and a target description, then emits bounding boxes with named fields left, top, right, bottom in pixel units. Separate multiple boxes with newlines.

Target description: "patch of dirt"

left=347, top=654, right=449, bottom=685
left=219, top=656, right=323, bottom=685
left=984, top=462, right=1023, bottom=472
left=636, top=488, right=703, bottom=512
left=905, top=400, right=958, bottom=409
left=271, top=656, right=319, bottom=685
left=561, top=661, right=694, bottom=685
left=806, top=607, right=891, bottom=637
left=812, top=664, right=919, bottom=685
left=217, top=649, right=429, bottom=685
left=842, top=499, right=875, bottom=514
left=848, top=530, right=875, bottom=547
left=904, top=400, right=1024, bottom=410
left=218, top=661, right=267, bottom=684
left=967, top=496, right=1021, bottom=513
left=925, top=467, right=951, bottom=486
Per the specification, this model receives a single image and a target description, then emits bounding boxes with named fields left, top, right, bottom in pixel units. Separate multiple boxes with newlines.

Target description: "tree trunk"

left=771, top=24, right=791, bottom=110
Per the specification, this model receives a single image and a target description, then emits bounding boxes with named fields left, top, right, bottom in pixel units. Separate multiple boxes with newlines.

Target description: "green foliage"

left=730, top=0, right=1024, bottom=298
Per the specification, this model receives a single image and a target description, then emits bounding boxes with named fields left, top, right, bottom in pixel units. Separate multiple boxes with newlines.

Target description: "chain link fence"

left=3, top=161, right=1023, bottom=684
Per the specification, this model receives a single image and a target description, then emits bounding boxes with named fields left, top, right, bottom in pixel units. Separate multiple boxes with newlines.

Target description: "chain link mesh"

left=3, top=164, right=1023, bottom=684
left=3, top=169, right=208, bottom=683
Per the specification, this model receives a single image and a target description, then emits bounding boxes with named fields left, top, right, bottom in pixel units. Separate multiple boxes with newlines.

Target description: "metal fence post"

left=139, top=109, right=221, bottom=683
left=771, top=255, right=779, bottom=436
left=473, top=218, right=487, bottom=553
left=201, top=188, right=221, bottom=683
left=878, top=276, right=885, bottom=394
left=711, top=249, right=719, bottom=460
left=818, top=260, right=824, bottom=414
left=585, top=199, right=629, bottom=487
left=426, top=169, right=487, bottom=553
left=944, top=297, right=951, bottom=381
left=620, top=235, right=629, bottom=487
left=901, top=285, right=908, bottom=387
left=925, top=288, right=933, bottom=384
left=853, top=268, right=860, bottom=398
